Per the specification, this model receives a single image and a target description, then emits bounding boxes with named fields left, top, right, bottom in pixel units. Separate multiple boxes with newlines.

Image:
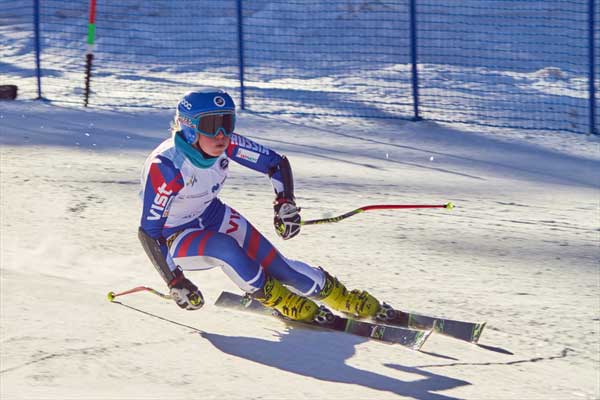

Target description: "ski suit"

left=139, top=132, right=325, bottom=296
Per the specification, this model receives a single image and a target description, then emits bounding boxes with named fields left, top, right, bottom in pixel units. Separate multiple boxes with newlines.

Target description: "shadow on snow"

left=200, top=327, right=471, bottom=400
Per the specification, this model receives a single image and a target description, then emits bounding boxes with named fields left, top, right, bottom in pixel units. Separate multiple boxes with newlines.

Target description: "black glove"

left=168, top=268, right=204, bottom=310
left=273, top=196, right=301, bottom=240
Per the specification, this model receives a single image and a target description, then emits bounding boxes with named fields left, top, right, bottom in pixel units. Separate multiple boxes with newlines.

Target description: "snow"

left=0, top=99, right=598, bottom=399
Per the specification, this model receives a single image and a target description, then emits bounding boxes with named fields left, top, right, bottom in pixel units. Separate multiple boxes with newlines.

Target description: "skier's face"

left=197, top=131, right=230, bottom=157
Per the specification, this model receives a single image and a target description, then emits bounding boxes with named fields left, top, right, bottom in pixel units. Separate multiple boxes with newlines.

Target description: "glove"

left=168, top=268, right=204, bottom=310
left=273, top=196, right=301, bottom=240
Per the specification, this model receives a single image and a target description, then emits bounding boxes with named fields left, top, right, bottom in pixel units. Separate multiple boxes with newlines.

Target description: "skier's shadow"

left=200, top=325, right=470, bottom=400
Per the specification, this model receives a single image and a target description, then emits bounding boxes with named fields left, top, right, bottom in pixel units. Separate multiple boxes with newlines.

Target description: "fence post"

left=589, top=0, right=597, bottom=135
left=33, top=0, right=42, bottom=99
left=409, top=0, right=421, bottom=121
left=236, top=0, right=246, bottom=110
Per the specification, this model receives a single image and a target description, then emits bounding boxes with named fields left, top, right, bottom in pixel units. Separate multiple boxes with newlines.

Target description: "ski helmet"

left=176, top=90, right=236, bottom=144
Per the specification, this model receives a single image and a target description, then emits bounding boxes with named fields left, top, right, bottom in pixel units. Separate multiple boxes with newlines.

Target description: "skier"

left=138, top=89, right=391, bottom=323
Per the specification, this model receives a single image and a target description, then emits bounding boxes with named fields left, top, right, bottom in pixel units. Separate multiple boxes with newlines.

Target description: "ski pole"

left=107, top=286, right=172, bottom=302
left=301, top=202, right=454, bottom=226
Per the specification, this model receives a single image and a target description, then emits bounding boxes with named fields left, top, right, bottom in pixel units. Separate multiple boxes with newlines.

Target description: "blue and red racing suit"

left=139, top=132, right=325, bottom=295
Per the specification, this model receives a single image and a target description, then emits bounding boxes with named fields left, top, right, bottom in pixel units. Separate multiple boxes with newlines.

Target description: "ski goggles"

left=180, top=112, right=235, bottom=138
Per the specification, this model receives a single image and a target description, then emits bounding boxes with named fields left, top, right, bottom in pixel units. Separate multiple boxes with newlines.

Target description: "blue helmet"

left=176, top=90, right=236, bottom=144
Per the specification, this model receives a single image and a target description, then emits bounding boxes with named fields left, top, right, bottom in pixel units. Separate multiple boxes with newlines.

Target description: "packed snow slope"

left=0, top=100, right=599, bottom=399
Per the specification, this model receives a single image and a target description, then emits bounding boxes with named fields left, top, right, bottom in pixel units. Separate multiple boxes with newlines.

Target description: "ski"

left=383, top=309, right=486, bottom=343
left=214, top=291, right=432, bottom=350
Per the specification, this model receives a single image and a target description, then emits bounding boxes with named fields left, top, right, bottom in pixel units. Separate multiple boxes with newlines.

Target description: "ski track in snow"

left=0, top=102, right=599, bottom=399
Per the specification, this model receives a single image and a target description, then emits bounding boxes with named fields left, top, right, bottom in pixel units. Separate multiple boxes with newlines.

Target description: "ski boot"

left=252, top=276, right=319, bottom=322
left=315, top=270, right=382, bottom=319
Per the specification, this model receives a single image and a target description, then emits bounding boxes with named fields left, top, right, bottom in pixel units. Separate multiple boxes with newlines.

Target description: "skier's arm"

left=226, top=133, right=293, bottom=198
left=138, top=227, right=176, bottom=284
left=227, top=133, right=300, bottom=239
left=269, top=156, right=301, bottom=239
left=139, top=156, right=205, bottom=310
left=268, top=155, right=294, bottom=201
left=139, top=156, right=184, bottom=283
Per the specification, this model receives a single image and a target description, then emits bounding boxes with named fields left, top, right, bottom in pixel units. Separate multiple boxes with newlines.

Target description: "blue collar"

left=174, top=132, right=218, bottom=169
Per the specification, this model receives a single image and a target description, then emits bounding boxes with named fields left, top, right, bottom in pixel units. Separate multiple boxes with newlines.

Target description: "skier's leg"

left=220, top=206, right=382, bottom=319
left=169, top=228, right=265, bottom=293
left=169, top=227, right=319, bottom=321
left=219, top=206, right=324, bottom=295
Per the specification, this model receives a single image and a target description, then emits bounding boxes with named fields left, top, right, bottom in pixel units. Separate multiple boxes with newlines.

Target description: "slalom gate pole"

left=301, top=202, right=454, bottom=226
left=107, top=286, right=171, bottom=302
left=84, top=0, right=97, bottom=107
